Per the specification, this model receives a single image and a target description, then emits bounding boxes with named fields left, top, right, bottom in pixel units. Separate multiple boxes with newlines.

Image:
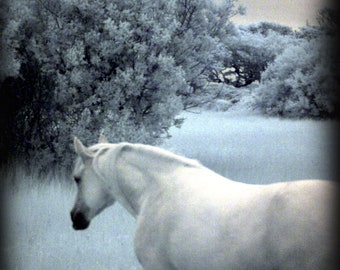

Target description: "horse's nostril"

left=71, top=211, right=90, bottom=230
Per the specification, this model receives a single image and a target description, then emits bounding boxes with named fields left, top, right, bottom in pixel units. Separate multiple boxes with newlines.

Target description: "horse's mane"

left=133, top=143, right=201, bottom=168
left=89, top=142, right=201, bottom=169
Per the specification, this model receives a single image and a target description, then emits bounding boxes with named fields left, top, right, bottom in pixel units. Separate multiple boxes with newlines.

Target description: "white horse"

left=70, top=135, right=337, bottom=270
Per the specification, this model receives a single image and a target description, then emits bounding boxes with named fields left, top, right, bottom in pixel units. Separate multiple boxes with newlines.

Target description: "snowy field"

left=5, top=111, right=337, bottom=270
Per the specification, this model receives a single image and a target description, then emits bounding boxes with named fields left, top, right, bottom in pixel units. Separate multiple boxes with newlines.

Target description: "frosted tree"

left=169, top=0, right=238, bottom=108
left=256, top=37, right=338, bottom=118
left=1, top=0, right=239, bottom=172
left=0, top=0, right=59, bottom=169
left=0, top=0, right=186, bottom=171
left=255, top=10, right=339, bottom=119
left=221, top=23, right=295, bottom=87
left=47, top=0, right=187, bottom=142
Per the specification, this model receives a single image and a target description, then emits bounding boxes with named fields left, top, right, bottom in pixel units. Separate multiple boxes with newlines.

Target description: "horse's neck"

left=109, top=144, right=198, bottom=217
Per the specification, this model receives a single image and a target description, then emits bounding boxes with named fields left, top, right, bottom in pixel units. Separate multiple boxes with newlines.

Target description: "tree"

left=317, top=7, right=339, bottom=32
left=246, top=22, right=293, bottom=36
left=1, top=0, right=187, bottom=172
left=220, top=23, right=295, bottom=88
left=0, top=0, right=57, bottom=169
left=1, top=0, right=239, bottom=172
left=169, top=0, right=238, bottom=108
left=255, top=37, right=338, bottom=118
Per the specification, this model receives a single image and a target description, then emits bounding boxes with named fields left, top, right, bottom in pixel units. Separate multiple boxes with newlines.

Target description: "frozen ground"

left=5, top=111, right=337, bottom=269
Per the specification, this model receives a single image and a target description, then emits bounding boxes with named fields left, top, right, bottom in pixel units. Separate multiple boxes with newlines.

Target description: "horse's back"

left=136, top=167, right=337, bottom=269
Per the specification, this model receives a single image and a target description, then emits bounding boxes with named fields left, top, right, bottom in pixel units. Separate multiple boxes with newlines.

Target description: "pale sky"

left=230, top=0, right=330, bottom=28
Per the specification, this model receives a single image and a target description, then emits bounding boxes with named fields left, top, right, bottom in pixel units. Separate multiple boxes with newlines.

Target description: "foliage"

left=0, top=0, right=237, bottom=172
left=255, top=37, right=339, bottom=118
left=213, top=17, right=339, bottom=119
left=254, top=9, right=340, bottom=119
left=2, top=0, right=337, bottom=174
left=245, top=22, right=293, bottom=36
left=215, top=22, right=295, bottom=88
left=317, top=7, right=339, bottom=33
left=169, top=0, right=237, bottom=108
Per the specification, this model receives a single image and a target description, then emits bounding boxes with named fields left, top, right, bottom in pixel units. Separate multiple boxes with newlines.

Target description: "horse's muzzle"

left=70, top=211, right=90, bottom=230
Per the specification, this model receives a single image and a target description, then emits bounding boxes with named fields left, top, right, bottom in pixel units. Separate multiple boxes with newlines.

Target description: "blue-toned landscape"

left=5, top=111, right=337, bottom=269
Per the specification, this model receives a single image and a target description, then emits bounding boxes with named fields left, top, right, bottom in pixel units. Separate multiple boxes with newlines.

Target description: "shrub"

left=256, top=38, right=338, bottom=118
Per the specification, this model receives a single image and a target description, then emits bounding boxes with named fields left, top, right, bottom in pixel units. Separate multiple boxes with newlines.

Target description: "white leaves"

left=2, top=0, right=240, bottom=171
left=257, top=37, right=337, bottom=118
left=64, top=43, right=86, bottom=68
left=103, top=17, right=116, bottom=38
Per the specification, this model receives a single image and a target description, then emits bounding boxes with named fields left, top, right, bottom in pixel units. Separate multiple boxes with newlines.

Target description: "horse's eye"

left=74, top=177, right=81, bottom=184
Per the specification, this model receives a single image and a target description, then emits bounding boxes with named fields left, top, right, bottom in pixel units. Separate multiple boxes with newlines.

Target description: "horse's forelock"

left=73, top=145, right=110, bottom=171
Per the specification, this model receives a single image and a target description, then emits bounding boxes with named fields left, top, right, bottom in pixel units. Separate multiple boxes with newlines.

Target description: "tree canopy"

left=0, top=0, right=238, bottom=172
left=1, top=0, right=338, bottom=174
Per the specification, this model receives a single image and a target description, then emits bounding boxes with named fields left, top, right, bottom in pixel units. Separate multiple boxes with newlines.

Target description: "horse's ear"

left=98, top=133, right=108, bottom=144
left=74, top=137, right=94, bottom=162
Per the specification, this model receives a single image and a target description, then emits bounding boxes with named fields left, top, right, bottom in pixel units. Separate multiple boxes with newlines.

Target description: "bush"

left=0, top=0, right=238, bottom=173
left=256, top=37, right=339, bottom=118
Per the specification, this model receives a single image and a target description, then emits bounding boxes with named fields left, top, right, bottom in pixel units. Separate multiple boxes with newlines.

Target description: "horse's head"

left=70, top=135, right=115, bottom=230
